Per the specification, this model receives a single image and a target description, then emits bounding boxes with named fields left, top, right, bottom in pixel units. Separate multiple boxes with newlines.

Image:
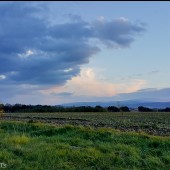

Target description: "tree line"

left=0, top=104, right=129, bottom=113
left=0, top=103, right=170, bottom=113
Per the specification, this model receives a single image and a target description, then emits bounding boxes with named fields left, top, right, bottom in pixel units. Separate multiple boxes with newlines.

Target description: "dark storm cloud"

left=92, top=18, right=146, bottom=47
left=0, top=2, right=146, bottom=86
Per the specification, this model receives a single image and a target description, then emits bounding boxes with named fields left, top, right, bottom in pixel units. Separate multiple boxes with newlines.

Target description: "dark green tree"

left=120, top=106, right=130, bottom=112
left=138, top=106, right=153, bottom=112
left=107, top=106, right=120, bottom=112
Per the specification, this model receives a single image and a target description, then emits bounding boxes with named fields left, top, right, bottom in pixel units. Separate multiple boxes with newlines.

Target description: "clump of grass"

left=7, top=134, right=30, bottom=145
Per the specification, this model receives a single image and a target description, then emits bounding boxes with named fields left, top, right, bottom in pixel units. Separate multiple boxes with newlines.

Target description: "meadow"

left=2, top=112, right=170, bottom=136
left=0, top=112, right=169, bottom=169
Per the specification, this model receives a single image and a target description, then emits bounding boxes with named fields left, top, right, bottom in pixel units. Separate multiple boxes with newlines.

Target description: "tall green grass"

left=0, top=121, right=169, bottom=170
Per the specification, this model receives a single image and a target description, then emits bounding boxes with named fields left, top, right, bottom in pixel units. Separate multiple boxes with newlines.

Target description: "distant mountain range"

left=59, top=88, right=170, bottom=108
left=60, top=100, right=170, bottom=109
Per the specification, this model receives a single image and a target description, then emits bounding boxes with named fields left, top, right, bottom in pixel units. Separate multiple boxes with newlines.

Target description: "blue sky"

left=0, top=1, right=170, bottom=105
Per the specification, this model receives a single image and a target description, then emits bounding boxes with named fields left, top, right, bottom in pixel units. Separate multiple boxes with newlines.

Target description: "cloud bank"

left=0, top=2, right=146, bottom=88
left=41, top=68, right=147, bottom=103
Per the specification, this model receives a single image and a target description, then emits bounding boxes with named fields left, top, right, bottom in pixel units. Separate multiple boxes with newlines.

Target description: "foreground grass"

left=0, top=121, right=169, bottom=170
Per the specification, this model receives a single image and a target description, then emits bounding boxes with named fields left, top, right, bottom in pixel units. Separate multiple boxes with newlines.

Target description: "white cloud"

left=41, top=68, right=147, bottom=98
left=97, top=16, right=105, bottom=22
left=118, top=17, right=129, bottom=22
left=0, top=75, right=6, bottom=80
left=64, top=68, right=73, bottom=73
left=18, top=50, right=34, bottom=59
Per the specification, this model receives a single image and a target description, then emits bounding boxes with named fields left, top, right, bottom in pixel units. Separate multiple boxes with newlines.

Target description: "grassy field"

left=2, top=112, right=170, bottom=136
left=0, top=121, right=169, bottom=170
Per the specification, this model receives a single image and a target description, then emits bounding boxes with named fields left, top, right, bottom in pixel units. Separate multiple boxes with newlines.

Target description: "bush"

left=107, top=106, right=120, bottom=112
left=138, top=106, right=153, bottom=112
left=120, top=106, right=130, bottom=112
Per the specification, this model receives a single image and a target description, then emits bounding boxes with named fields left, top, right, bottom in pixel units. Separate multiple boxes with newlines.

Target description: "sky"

left=0, top=1, right=170, bottom=105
